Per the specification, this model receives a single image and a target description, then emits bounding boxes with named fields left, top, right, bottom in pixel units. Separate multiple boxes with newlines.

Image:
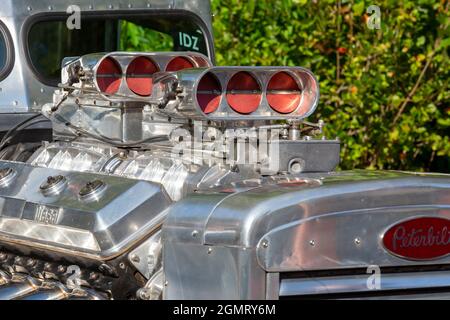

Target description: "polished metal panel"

left=200, top=172, right=450, bottom=249
left=258, top=205, right=450, bottom=272
left=163, top=242, right=266, bottom=300
left=128, top=230, right=162, bottom=279
left=0, top=0, right=214, bottom=112
left=279, top=271, right=450, bottom=297
left=0, top=160, right=171, bottom=260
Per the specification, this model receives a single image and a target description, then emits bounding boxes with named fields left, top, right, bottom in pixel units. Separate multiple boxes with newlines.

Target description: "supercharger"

left=0, top=0, right=448, bottom=300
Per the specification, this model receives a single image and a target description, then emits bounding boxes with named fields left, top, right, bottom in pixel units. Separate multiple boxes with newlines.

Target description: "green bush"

left=211, top=0, right=450, bottom=172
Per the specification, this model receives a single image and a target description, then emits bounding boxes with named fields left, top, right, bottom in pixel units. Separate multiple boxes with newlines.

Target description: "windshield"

left=27, top=13, right=212, bottom=85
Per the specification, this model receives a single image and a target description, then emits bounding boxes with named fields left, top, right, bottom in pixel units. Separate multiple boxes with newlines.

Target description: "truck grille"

left=279, top=265, right=450, bottom=300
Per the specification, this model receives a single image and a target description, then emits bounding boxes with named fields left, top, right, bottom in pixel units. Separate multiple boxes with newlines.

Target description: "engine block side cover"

left=0, top=161, right=171, bottom=260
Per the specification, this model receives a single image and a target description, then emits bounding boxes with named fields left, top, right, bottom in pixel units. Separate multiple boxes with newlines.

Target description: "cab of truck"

left=0, top=0, right=214, bottom=142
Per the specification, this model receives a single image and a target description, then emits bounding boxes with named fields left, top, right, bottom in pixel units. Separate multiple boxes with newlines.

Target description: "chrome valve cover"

left=0, top=160, right=171, bottom=260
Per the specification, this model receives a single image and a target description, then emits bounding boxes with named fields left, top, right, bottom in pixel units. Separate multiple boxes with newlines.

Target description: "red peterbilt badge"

left=382, top=217, right=450, bottom=260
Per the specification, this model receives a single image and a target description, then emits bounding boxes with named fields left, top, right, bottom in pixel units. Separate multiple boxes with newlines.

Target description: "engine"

left=0, top=51, right=340, bottom=299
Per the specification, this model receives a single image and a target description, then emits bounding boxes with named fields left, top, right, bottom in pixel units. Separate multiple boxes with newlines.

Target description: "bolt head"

left=137, top=288, right=151, bottom=300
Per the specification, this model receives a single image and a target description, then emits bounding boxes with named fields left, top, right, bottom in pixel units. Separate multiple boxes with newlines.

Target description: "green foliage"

left=211, top=0, right=450, bottom=172
left=119, top=20, right=173, bottom=52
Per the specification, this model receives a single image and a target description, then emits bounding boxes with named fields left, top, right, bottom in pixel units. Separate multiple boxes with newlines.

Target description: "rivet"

left=89, top=4, right=94, bottom=10
left=309, top=240, right=315, bottom=246
left=48, top=5, right=53, bottom=10
left=147, top=3, right=151, bottom=8
left=27, top=6, right=32, bottom=11
left=108, top=4, right=114, bottom=9
left=119, top=262, right=126, bottom=269
left=191, top=230, right=199, bottom=238
left=261, top=240, right=269, bottom=248
left=130, top=254, right=140, bottom=263
left=128, top=4, right=133, bottom=8
left=354, top=237, right=361, bottom=245
left=13, top=101, right=18, bottom=106
left=207, top=247, right=212, bottom=254
left=40, top=88, right=45, bottom=93
left=164, top=281, right=168, bottom=286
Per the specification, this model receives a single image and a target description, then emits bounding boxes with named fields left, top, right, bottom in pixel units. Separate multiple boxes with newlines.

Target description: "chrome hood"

left=164, top=170, right=450, bottom=271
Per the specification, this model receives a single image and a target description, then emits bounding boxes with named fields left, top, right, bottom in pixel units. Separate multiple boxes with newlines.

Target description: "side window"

left=0, top=21, right=13, bottom=81
left=0, top=31, right=6, bottom=71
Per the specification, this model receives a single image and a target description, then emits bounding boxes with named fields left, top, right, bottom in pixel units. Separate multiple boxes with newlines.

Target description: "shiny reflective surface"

left=163, top=170, right=450, bottom=299
left=0, top=0, right=214, bottom=112
left=158, top=66, right=319, bottom=120
left=279, top=270, right=450, bottom=297
left=0, top=160, right=171, bottom=260
left=0, top=270, right=108, bottom=300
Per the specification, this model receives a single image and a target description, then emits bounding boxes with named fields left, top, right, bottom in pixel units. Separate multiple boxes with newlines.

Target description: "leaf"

left=352, top=2, right=365, bottom=16
left=437, top=37, right=450, bottom=51
left=416, top=36, right=426, bottom=46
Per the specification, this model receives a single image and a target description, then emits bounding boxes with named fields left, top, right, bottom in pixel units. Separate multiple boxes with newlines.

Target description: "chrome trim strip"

left=279, top=271, right=450, bottom=297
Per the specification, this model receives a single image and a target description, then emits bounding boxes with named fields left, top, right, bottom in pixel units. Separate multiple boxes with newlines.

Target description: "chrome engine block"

left=0, top=51, right=341, bottom=300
